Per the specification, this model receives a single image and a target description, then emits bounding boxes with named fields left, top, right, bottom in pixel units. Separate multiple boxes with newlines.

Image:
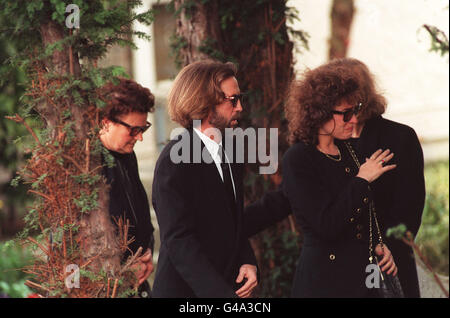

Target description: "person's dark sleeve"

left=237, top=239, right=260, bottom=283
left=282, top=148, right=372, bottom=241
left=238, top=238, right=257, bottom=266
left=148, top=229, right=155, bottom=254
left=232, top=163, right=258, bottom=281
left=383, top=128, right=425, bottom=237
left=132, top=152, right=156, bottom=254
left=243, top=188, right=292, bottom=237
left=153, top=156, right=236, bottom=298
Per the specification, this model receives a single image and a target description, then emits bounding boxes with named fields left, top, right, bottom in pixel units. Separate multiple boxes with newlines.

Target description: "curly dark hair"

left=327, top=58, right=387, bottom=124
left=100, top=78, right=155, bottom=121
left=285, top=59, right=381, bottom=145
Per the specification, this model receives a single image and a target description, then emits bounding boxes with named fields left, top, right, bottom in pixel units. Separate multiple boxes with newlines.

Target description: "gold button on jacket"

left=329, top=254, right=336, bottom=261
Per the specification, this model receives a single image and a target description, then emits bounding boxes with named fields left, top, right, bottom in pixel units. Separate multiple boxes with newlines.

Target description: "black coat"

left=349, top=116, right=425, bottom=298
left=103, top=150, right=155, bottom=258
left=244, top=117, right=425, bottom=298
left=282, top=141, right=377, bottom=297
left=151, top=128, right=257, bottom=298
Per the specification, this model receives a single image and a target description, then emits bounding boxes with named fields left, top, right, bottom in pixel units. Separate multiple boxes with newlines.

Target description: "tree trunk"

left=329, top=0, right=355, bottom=60
left=38, top=19, right=122, bottom=278
left=174, top=0, right=220, bottom=64
left=39, top=20, right=90, bottom=140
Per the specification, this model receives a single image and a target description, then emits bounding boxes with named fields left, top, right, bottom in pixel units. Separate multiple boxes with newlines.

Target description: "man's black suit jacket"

left=151, top=127, right=257, bottom=298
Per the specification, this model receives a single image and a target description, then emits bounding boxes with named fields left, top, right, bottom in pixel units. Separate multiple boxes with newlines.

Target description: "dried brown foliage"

left=7, top=62, right=143, bottom=298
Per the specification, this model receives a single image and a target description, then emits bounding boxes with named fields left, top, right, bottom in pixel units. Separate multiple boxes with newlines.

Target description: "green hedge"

left=0, top=242, right=32, bottom=298
left=416, top=160, right=449, bottom=276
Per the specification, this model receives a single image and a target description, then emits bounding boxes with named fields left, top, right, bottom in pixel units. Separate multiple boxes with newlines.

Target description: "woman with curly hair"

left=282, top=62, right=399, bottom=297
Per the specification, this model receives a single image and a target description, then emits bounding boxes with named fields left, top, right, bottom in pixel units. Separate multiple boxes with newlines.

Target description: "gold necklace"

left=317, top=145, right=342, bottom=162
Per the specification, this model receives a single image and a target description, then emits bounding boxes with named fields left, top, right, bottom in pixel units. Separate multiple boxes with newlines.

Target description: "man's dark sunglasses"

left=113, top=118, right=152, bottom=136
left=332, top=102, right=362, bottom=122
left=224, top=93, right=244, bottom=108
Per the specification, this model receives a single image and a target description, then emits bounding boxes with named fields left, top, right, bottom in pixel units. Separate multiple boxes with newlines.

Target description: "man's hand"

left=235, top=264, right=258, bottom=298
left=132, top=249, right=154, bottom=285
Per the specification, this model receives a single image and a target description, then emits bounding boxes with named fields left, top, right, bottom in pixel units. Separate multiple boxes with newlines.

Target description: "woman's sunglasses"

left=224, top=94, right=244, bottom=108
left=332, top=102, right=362, bottom=122
left=113, top=118, right=152, bottom=136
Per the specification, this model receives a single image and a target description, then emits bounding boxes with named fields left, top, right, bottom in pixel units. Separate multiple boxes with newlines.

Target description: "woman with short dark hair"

left=99, top=78, right=156, bottom=297
left=283, top=62, right=398, bottom=297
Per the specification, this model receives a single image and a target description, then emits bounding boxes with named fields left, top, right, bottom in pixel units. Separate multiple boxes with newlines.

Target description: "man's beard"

left=209, top=108, right=239, bottom=134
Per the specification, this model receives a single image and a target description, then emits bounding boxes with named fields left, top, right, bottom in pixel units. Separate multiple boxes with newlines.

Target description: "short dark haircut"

left=100, top=78, right=155, bottom=121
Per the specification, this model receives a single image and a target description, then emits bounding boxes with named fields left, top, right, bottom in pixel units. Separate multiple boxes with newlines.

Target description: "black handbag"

left=345, top=142, right=404, bottom=298
left=369, top=202, right=404, bottom=298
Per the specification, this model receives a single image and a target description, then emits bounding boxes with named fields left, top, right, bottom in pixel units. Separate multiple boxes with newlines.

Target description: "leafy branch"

left=387, top=224, right=449, bottom=298
left=423, top=24, right=449, bottom=57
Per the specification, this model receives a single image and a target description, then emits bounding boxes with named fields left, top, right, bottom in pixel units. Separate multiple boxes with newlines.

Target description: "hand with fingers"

left=357, top=149, right=397, bottom=183
left=132, top=248, right=154, bottom=285
left=235, top=264, right=258, bottom=298
left=375, top=244, right=398, bottom=276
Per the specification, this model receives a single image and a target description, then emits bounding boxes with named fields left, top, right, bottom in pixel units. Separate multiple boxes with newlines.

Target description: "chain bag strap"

left=344, top=141, right=404, bottom=298
left=344, top=142, right=383, bottom=258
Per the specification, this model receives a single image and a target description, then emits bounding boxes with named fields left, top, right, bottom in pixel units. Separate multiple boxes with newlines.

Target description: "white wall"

left=289, top=0, right=333, bottom=70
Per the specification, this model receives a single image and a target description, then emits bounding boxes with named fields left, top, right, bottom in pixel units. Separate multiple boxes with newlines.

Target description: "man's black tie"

left=219, top=145, right=236, bottom=214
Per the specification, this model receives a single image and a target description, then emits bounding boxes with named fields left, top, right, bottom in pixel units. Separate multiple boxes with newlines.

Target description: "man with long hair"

left=152, top=60, right=258, bottom=298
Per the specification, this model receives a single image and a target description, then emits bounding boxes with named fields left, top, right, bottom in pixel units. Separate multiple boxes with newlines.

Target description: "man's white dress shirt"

left=193, top=127, right=236, bottom=199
